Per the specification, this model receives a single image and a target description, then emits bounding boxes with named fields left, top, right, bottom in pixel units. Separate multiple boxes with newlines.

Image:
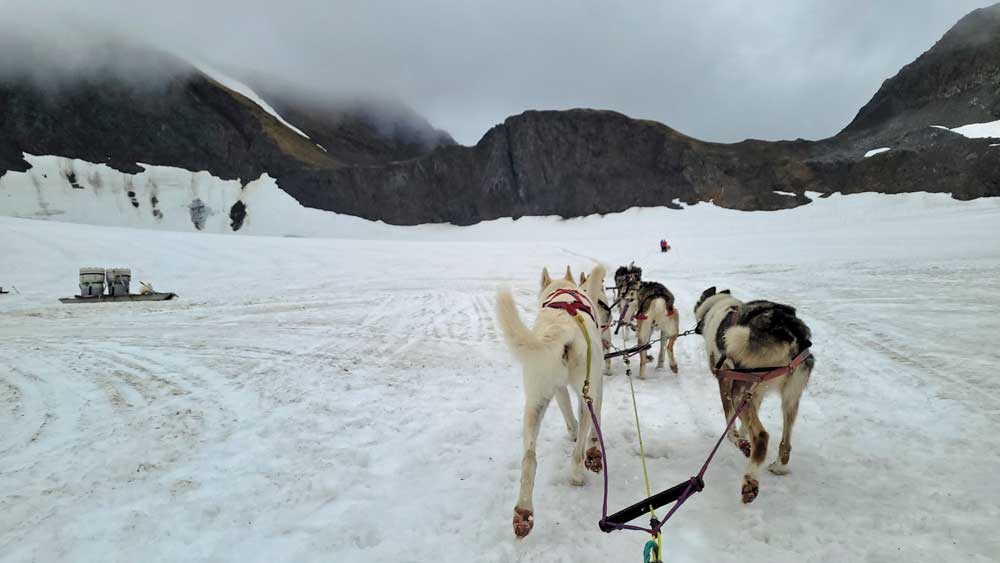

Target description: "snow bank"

left=3, top=154, right=1000, bottom=247
left=0, top=154, right=389, bottom=237
left=864, top=147, right=890, bottom=158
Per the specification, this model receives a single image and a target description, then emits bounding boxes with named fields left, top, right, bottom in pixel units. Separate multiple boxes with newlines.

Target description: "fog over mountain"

left=1, top=0, right=994, bottom=144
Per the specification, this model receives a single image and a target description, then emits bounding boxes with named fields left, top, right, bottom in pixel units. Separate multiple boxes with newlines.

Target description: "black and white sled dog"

left=633, top=281, right=681, bottom=378
left=613, top=263, right=642, bottom=304
left=496, top=265, right=607, bottom=538
left=612, top=263, right=642, bottom=347
left=693, top=287, right=815, bottom=504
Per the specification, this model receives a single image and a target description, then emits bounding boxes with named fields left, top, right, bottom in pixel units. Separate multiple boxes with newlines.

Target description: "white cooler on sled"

left=106, top=268, right=131, bottom=297
left=79, top=267, right=106, bottom=298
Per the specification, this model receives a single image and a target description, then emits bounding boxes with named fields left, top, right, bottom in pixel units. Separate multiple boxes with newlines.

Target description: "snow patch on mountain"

left=864, top=147, right=891, bottom=158
left=194, top=63, right=314, bottom=141
left=949, top=119, right=1000, bottom=139
left=932, top=120, right=1000, bottom=139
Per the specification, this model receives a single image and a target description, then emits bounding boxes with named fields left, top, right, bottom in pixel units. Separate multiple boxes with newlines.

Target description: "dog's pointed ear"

left=700, top=286, right=717, bottom=301
left=579, top=272, right=588, bottom=285
left=720, top=289, right=731, bottom=295
left=564, top=265, right=573, bottom=282
left=541, top=267, right=552, bottom=289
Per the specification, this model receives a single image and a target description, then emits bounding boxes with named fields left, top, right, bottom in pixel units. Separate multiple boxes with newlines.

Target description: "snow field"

left=1, top=192, right=999, bottom=562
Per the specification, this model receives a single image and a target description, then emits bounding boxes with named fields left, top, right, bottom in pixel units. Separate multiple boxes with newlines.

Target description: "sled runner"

left=59, top=292, right=177, bottom=304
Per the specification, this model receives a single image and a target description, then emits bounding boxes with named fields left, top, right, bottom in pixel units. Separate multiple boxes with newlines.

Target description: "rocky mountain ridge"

left=1, top=4, right=999, bottom=227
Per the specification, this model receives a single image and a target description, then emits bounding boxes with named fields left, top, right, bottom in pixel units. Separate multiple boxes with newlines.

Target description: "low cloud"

left=0, top=0, right=994, bottom=144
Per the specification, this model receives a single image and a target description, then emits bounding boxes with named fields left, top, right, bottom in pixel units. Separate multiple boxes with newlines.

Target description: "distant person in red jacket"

left=660, top=239, right=669, bottom=253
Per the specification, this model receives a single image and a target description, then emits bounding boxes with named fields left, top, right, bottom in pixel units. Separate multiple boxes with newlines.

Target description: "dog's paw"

left=737, top=439, right=752, bottom=458
left=741, top=478, right=759, bottom=504
left=768, top=461, right=790, bottom=475
left=513, top=507, right=534, bottom=538
left=570, top=470, right=585, bottom=486
left=670, top=364, right=678, bottom=374
left=585, top=446, right=603, bottom=473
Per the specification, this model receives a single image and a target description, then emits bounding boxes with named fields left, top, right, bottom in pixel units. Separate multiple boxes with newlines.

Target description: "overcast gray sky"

left=1, top=0, right=995, bottom=145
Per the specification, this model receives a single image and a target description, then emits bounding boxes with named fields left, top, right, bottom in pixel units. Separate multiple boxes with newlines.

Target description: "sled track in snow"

left=2, top=208, right=1000, bottom=561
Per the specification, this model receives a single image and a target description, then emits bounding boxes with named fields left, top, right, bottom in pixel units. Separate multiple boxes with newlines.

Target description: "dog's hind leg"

left=664, top=312, right=679, bottom=374
left=637, top=319, right=653, bottom=378
left=514, top=398, right=549, bottom=538
left=576, top=385, right=603, bottom=477
left=737, top=390, right=768, bottom=504
left=769, top=367, right=809, bottom=475
left=602, top=328, right=613, bottom=375
left=717, top=376, right=749, bottom=456
left=716, top=359, right=750, bottom=456
left=554, top=386, right=578, bottom=440
left=656, top=323, right=667, bottom=370
left=665, top=334, right=678, bottom=373
left=570, top=400, right=590, bottom=484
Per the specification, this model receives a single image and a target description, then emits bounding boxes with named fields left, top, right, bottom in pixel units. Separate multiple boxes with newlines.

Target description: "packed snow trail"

left=0, top=195, right=999, bottom=562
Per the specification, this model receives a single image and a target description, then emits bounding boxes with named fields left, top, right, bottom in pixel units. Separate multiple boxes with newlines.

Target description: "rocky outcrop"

left=842, top=4, right=1000, bottom=136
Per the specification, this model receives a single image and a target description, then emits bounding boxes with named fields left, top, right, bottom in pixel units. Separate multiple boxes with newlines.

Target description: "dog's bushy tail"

left=496, top=288, right=575, bottom=366
left=584, top=264, right=607, bottom=304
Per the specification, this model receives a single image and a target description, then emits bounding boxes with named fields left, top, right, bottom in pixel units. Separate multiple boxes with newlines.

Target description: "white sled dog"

left=496, top=265, right=607, bottom=538
left=580, top=271, right=613, bottom=374
left=693, top=287, right=815, bottom=504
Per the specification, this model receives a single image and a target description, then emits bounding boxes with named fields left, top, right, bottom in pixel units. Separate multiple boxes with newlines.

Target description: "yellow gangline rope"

left=577, top=312, right=663, bottom=560
left=625, top=365, right=662, bottom=559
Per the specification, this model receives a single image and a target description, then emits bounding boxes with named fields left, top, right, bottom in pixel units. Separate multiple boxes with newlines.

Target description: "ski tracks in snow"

left=1, top=229, right=999, bottom=561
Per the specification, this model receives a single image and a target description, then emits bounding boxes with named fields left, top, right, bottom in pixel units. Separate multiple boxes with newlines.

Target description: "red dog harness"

left=543, top=288, right=596, bottom=324
left=713, top=309, right=812, bottom=382
left=634, top=308, right=675, bottom=322
left=714, top=348, right=812, bottom=383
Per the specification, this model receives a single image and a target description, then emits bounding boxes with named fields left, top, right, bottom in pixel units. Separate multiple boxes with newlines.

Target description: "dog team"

left=496, top=263, right=814, bottom=538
